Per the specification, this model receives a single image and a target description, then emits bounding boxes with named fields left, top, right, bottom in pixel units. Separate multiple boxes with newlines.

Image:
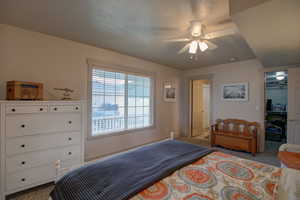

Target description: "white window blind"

left=91, top=68, right=153, bottom=136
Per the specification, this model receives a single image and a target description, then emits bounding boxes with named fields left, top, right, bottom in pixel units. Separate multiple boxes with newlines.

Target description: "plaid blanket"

left=50, top=140, right=213, bottom=200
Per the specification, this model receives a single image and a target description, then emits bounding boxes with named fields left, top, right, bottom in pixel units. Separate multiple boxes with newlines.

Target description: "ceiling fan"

left=165, top=20, right=238, bottom=55
left=267, top=71, right=287, bottom=81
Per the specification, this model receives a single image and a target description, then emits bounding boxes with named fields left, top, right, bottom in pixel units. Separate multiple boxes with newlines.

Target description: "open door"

left=191, top=80, right=211, bottom=139
left=287, top=68, right=300, bottom=144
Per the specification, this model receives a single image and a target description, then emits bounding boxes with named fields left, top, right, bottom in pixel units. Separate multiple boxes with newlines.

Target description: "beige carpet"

left=178, top=137, right=281, bottom=167
left=7, top=184, right=54, bottom=200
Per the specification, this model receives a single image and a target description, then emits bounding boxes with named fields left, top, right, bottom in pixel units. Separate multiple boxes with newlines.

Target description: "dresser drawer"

left=6, top=105, right=48, bottom=114
left=6, top=113, right=81, bottom=138
left=6, top=164, right=56, bottom=192
left=6, top=145, right=81, bottom=173
left=6, top=157, right=82, bottom=193
left=50, top=105, right=81, bottom=113
left=6, top=132, right=81, bottom=156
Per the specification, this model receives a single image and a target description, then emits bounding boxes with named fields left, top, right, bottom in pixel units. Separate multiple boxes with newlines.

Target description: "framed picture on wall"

left=163, top=81, right=176, bottom=102
left=221, top=82, right=248, bottom=101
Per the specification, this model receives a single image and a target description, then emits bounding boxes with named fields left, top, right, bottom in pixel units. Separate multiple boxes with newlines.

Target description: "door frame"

left=202, top=84, right=211, bottom=133
left=186, top=74, right=214, bottom=138
left=260, top=65, right=298, bottom=151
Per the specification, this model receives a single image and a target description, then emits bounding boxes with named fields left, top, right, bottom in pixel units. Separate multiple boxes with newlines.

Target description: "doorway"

left=264, top=71, right=288, bottom=151
left=190, top=80, right=211, bottom=141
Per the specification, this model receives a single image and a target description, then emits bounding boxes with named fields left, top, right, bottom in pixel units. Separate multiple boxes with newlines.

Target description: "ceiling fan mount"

left=190, top=20, right=203, bottom=37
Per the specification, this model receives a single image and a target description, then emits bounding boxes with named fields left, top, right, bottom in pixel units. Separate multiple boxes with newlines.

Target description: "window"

left=91, top=68, right=153, bottom=136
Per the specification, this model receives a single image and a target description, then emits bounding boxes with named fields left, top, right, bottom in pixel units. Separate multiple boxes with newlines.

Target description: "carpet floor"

left=178, top=137, right=281, bottom=167
left=7, top=138, right=281, bottom=200
left=7, top=183, right=54, bottom=200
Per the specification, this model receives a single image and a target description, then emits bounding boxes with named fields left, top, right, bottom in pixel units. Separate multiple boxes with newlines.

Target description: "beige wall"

left=181, top=59, right=265, bottom=151
left=0, top=24, right=181, bottom=160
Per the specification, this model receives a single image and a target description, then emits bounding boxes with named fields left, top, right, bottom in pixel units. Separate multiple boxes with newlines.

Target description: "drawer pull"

left=68, top=152, right=72, bottom=155
left=21, top=161, right=26, bottom=165
left=21, top=124, right=26, bottom=128
left=75, top=107, right=79, bottom=110
left=54, top=108, right=58, bottom=111
left=11, top=108, right=16, bottom=112
left=68, top=121, right=72, bottom=124
left=68, top=137, right=72, bottom=141
left=21, top=144, right=26, bottom=148
left=40, top=108, right=44, bottom=111
left=21, top=178, right=26, bottom=182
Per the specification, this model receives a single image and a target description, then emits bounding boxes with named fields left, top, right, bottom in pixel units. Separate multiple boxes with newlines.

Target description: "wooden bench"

left=211, top=119, right=259, bottom=156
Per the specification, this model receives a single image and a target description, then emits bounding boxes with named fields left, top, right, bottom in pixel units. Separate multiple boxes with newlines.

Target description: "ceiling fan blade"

left=127, top=24, right=181, bottom=34
left=205, top=21, right=236, bottom=32
left=178, top=42, right=191, bottom=54
left=204, top=40, right=218, bottom=50
left=203, top=26, right=238, bottom=39
left=164, top=38, right=191, bottom=42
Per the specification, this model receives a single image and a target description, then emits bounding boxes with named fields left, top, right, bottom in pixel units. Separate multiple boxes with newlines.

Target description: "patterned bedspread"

left=131, top=152, right=281, bottom=200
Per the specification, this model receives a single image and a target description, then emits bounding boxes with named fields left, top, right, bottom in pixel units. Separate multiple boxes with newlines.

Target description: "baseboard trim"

left=85, top=137, right=170, bottom=162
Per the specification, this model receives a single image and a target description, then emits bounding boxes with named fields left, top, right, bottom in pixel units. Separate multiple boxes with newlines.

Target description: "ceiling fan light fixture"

left=276, top=76, right=285, bottom=81
left=276, top=71, right=285, bottom=80
left=189, top=40, right=198, bottom=54
left=199, top=41, right=208, bottom=52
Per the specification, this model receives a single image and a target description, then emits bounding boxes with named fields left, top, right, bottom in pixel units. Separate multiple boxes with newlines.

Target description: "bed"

left=50, top=140, right=280, bottom=200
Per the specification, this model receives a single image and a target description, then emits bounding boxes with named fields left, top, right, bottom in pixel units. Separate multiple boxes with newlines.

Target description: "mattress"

left=50, top=140, right=280, bottom=200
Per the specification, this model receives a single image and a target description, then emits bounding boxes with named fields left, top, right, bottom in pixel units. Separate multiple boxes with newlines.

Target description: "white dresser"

left=0, top=101, right=85, bottom=200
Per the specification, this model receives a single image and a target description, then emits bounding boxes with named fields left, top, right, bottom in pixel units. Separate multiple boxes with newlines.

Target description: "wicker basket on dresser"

left=0, top=101, right=85, bottom=200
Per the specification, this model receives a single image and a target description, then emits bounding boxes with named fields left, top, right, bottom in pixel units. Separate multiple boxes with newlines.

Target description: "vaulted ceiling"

left=0, top=0, right=299, bottom=69
left=231, top=0, right=300, bottom=67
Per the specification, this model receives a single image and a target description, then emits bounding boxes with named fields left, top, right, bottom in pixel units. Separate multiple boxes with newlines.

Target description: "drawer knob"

left=40, top=108, right=44, bottom=111
left=54, top=108, right=58, bottom=111
left=68, top=152, right=72, bottom=155
left=75, top=107, right=79, bottom=110
left=11, top=108, right=16, bottom=112
left=68, top=137, right=72, bottom=141
left=21, top=178, right=26, bottom=182
left=21, top=144, right=26, bottom=148
left=68, top=121, right=72, bottom=124
left=21, top=161, right=26, bottom=165
left=21, top=124, right=26, bottom=128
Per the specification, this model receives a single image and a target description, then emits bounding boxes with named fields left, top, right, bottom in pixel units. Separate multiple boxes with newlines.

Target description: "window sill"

left=87, top=125, right=156, bottom=140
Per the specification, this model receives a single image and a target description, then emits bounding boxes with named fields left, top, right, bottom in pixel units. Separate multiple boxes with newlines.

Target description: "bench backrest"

left=214, top=119, right=260, bottom=136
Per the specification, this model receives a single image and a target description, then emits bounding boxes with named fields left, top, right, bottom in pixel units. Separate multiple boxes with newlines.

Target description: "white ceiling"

left=232, top=0, right=300, bottom=67
left=0, top=0, right=299, bottom=69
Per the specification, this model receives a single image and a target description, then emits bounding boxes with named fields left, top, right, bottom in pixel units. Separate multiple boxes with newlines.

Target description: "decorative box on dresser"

left=0, top=101, right=85, bottom=200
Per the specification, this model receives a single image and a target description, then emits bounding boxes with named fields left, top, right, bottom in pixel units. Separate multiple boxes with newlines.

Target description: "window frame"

left=87, top=59, right=156, bottom=139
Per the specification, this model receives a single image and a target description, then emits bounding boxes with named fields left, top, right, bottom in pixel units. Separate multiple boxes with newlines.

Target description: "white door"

left=287, top=68, right=300, bottom=144
left=202, top=84, right=211, bottom=132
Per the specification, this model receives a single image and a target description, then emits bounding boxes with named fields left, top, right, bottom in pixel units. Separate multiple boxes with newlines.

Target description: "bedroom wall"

left=181, top=59, right=265, bottom=151
left=0, top=24, right=181, bottom=160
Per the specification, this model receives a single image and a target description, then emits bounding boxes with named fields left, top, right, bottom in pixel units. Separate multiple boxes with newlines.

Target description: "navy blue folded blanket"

left=50, top=140, right=214, bottom=200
